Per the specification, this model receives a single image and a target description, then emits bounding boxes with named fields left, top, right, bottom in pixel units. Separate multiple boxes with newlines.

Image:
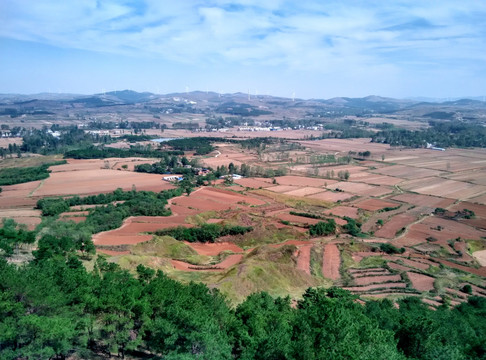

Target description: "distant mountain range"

left=1, top=90, right=485, bottom=116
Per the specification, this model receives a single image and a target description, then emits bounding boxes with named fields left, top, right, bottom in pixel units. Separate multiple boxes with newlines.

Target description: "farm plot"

left=353, top=274, right=402, bottom=286
left=470, top=194, right=486, bottom=205
left=266, top=185, right=301, bottom=193
left=174, top=187, right=266, bottom=212
left=448, top=202, right=486, bottom=219
left=473, top=250, right=486, bottom=266
left=323, top=206, right=359, bottom=219
left=298, top=138, right=389, bottom=154
left=327, top=181, right=392, bottom=197
left=394, top=217, right=486, bottom=248
left=283, top=187, right=327, bottom=197
left=390, top=193, right=455, bottom=208
left=372, top=165, right=445, bottom=179
left=296, top=244, right=312, bottom=275
left=354, top=198, right=399, bottom=211
left=93, top=215, right=190, bottom=246
left=234, top=177, right=274, bottom=189
left=322, top=243, right=341, bottom=280
left=275, top=212, right=321, bottom=225
left=306, top=191, right=355, bottom=202
left=273, top=175, right=334, bottom=187
left=375, top=214, right=417, bottom=239
left=446, top=169, right=486, bottom=186
left=0, top=181, right=41, bottom=208
left=32, top=169, right=175, bottom=197
left=399, top=177, right=486, bottom=200
left=349, top=173, right=403, bottom=186
left=407, top=272, right=435, bottom=291
left=0, top=208, right=41, bottom=230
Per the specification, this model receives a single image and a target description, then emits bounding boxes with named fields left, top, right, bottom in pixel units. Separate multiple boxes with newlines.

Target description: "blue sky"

left=1, top=0, right=485, bottom=99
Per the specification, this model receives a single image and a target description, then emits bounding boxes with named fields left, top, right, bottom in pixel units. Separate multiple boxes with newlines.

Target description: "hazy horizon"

left=1, top=1, right=485, bottom=99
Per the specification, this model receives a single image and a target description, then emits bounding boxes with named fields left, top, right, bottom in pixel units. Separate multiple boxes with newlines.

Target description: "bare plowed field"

left=0, top=181, right=41, bottom=208
left=353, top=274, right=402, bottom=285
left=447, top=169, right=486, bottom=186
left=32, top=169, right=175, bottom=197
left=400, top=177, right=486, bottom=200
left=296, top=245, right=312, bottom=275
left=449, top=202, right=486, bottom=218
left=344, top=282, right=407, bottom=292
left=235, top=178, right=274, bottom=188
left=276, top=213, right=321, bottom=225
left=324, top=206, right=359, bottom=219
left=274, top=176, right=333, bottom=187
left=390, top=193, right=455, bottom=208
left=473, top=250, right=486, bottom=266
left=266, top=185, right=300, bottom=193
left=395, top=217, right=486, bottom=248
left=283, top=187, right=326, bottom=197
left=372, top=165, right=445, bottom=179
left=328, top=182, right=392, bottom=197
left=470, top=194, right=486, bottom=205
left=349, top=173, right=403, bottom=186
left=186, top=242, right=243, bottom=256
left=375, top=214, right=416, bottom=238
left=354, top=199, right=398, bottom=211
left=298, top=138, right=389, bottom=154
left=322, top=243, right=340, bottom=280
left=407, top=272, right=435, bottom=291
left=306, top=191, right=354, bottom=202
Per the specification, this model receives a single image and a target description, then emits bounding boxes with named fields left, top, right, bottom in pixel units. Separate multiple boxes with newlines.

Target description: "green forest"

left=0, top=252, right=485, bottom=359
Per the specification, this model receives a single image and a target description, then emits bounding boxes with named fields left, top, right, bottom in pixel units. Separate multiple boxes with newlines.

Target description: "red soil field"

left=407, top=272, right=435, bottom=291
left=171, top=254, right=243, bottom=271
left=390, top=193, right=455, bottom=208
left=348, top=173, right=402, bottom=186
left=283, top=187, right=327, bottom=197
left=353, top=274, right=402, bottom=286
left=0, top=181, right=41, bottom=208
left=344, top=282, right=407, bottom=292
left=32, top=169, right=175, bottom=197
left=275, top=212, right=321, bottom=225
left=387, top=262, right=412, bottom=272
left=93, top=215, right=190, bottom=246
left=354, top=199, right=398, bottom=211
left=375, top=214, right=416, bottom=239
left=274, top=175, right=334, bottom=187
left=372, top=165, right=445, bottom=179
left=234, top=178, right=274, bottom=189
left=349, top=267, right=389, bottom=274
left=322, top=243, right=341, bottom=280
left=400, top=177, right=486, bottom=200
left=383, top=256, right=431, bottom=271
left=185, top=242, right=243, bottom=256
left=266, top=185, right=300, bottom=193
left=449, top=201, right=486, bottom=218
left=323, top=206, right=359, bottom=218
left=296, top=244, right=312, bottom=275
left=328, top=182, right=392, bottom=197
left=306, top=191, right=355, bottom=202
left=470, top=193, right=486, bottom=205
left=395, top=216, right=486, bottom=248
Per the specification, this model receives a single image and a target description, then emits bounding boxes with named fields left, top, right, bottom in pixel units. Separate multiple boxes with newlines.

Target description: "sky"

left=1, top=0, right=486, bottom=99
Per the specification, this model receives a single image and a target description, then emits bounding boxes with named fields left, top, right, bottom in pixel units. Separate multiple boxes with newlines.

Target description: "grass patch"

left=466, top=239, right=486, bottom=254
left=250, top=189, right=332, bottom=209
left=131, top=235, right=198, bottom=259
left=185, top=211, right=219, bottom=225
left=0, top=155, right=63, bottom=169
left=310, top=244, right=324, bottom=278
left=359, top=256, right=387, bottom=268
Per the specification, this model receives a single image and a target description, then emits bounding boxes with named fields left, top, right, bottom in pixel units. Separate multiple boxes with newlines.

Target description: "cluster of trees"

left=165, top=137, right=215, bottom=155
left=171, top=122, right=199, bottom=130
left=155, top=223, right=253, bottom=243
left=216, top=163, right=286, bottom=179
left=37, top=188, right=182, bottom=233
left=371, top=121, right=486, bottom=148
left=21, top=127, right=111, bottom=154
left=64, top=145, right=183, bottom=159
left=86, top=120, right=164, bottom=130
left=216, top=102, right=272, bottom=116
left=0, top=219, right=35, bottom=256
left=1, top=251, right=485, bottom=360
left=309, top=219, right=337, bottom=236
left=134, top=155, right=198, bottom=175
left=0, top=161, right=66, bottom=186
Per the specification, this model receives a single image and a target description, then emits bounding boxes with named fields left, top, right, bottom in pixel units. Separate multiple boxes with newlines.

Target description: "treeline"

left=1, top=253, right=485, bottom=359
left=0, top=219, right=36, bottom=256
left=165, top=137, right=215, bottom=155
left=36, top=188, right=181, bottom=233
left=155, top=223, right=253, bottom=243
left=134, top=155, right=198, bottom=175
left=21, top=127, right=111, bottom=154
left=0, top=160, right=66, bottom=186
left=214, top=162, right=286, bottom=178
left=371, top=121, right=486, bottom=148
left=64, top=145, right=183, bottom=159
left=86, top=120, right=162, bottom=130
